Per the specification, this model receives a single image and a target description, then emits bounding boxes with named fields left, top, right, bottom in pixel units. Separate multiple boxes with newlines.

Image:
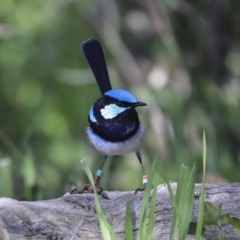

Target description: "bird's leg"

left=135, top=148, right=149, bottom=193
left=88, top=155, right=109, bottom=198
left=94, top=155, right=108, bottom=187
left=69, top=156, right=108, bottom=197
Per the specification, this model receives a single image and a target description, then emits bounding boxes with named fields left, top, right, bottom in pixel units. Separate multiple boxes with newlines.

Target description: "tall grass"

left=168, top=131, right=207, bottom=239
left=167, top=164, right=196, bottom=240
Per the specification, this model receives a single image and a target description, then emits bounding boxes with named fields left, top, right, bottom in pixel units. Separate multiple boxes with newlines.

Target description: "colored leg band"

left=142, top=175, right=149, bottom=185
left=94, top=169, right=103, bottom=185
left=95, top=169, right=103, bottom=178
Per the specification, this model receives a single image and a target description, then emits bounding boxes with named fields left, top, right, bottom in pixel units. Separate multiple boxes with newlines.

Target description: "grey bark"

left=0, top=183, right=240, bottom=240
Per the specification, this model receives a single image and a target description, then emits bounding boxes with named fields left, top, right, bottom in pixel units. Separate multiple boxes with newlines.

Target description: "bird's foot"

left=134, top=186, right=146, bottom=194
left=70, top=184, right=103, bottom=194
left=134, top=175, right=149, bottom=194
left=69, top=184, right=109, bottom=199
left=69, top=184, right=92, bottom=194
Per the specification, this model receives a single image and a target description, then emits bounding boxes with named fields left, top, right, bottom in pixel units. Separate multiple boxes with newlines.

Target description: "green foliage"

left=203, top=202, right=223, bottom=225
left=168, top=164, right=196, bottom=240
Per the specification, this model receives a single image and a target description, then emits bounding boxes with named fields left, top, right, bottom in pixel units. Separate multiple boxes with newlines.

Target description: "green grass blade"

left=138, top=175, right=151, bottom=240
left=168, top=165, right=189, bottom=239
left=138, top=159, right=156, bottom=240
left=147, top=186, right=157, bottom=240
left=178, top=165, right=196, bottom=239
left=167, top=181, right=179, bottom=240
left=125, top=199, right=134, bottom=240
left=196, top=131, right=207, bottom=239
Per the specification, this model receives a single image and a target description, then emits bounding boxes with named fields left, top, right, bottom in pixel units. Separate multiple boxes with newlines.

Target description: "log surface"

left=0, top=183, right=240, bottom=240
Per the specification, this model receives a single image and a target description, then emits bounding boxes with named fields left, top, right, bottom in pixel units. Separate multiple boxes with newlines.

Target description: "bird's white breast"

left=87, top=123, right=145, bottom=156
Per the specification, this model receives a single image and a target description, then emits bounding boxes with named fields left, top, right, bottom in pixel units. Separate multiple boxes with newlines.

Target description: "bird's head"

left=89, top=88, right=146, bottom=123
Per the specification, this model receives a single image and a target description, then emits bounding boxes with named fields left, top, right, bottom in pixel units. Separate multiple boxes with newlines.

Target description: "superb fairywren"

left=79, top=38, right=148, bottom=192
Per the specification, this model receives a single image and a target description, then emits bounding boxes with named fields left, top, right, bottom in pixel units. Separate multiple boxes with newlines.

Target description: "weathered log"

left=0, top=183, right=240, bottom=240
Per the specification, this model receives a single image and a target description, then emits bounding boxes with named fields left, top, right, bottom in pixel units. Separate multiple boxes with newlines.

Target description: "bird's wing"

left=81, top=38, right=112, bottom=95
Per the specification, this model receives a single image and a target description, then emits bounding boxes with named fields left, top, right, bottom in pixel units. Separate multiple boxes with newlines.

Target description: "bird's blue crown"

left=104, top=89, right=138, bottom=103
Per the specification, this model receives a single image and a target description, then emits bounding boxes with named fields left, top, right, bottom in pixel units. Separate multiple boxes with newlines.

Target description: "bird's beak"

left=134, top=101, right=147, bottom=107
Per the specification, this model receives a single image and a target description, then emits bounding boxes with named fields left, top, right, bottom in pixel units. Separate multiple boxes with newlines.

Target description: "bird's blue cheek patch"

left=89, top=105, right=97, bottom=122
left=100, top=104, right=129, bottom=119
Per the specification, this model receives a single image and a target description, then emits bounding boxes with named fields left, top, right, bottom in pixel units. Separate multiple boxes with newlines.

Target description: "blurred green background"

left=0, top=0, right=240, bottom=200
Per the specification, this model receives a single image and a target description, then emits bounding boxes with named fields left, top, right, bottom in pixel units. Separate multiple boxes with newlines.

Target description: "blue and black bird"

left=76, top=38, right=148, bottom=193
